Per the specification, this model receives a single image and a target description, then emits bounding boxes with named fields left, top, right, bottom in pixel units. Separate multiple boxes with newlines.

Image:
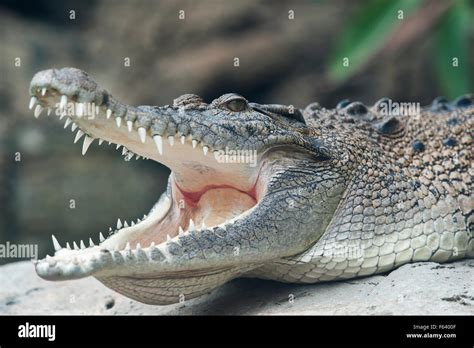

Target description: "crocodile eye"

left=226, top=98, right=247, bottom=112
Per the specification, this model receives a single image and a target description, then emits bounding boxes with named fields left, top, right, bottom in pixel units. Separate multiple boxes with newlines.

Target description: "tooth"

left=74, top=130, right=84, bottom=143
left=59, top=109, right=67, bottom=120
left=136, top=218, right=141, bottom=223
left=143, top=214, right=147, bottom=219
left=179, top=226, right=184, bottom=235
left=150, top=242, right=155, bottom=248
left=99, top=232, right=105, bottom=242
left=214, top=151, right=220, bottom=160
left=131, top=221, right=135, bottom=226
left=125, top=242, right=131, bottom=250
left=192, top=139, right=198, bottom=148
left=117, top=219, right=122, bottom=229
left=127, top=120, right=133, bottom=132
left=47, top=108, right=52, bottom=116
left=80, top=240, right=86, bottom=249
left=153, top=135, right=163, bottom=155
left=41, top=88, right=47, bottom=96
left=166, top=234, right=172, bottom=242
left=138, top=127, right=147, bottom=143
left=180, top=135, right=185, bottom=144
left=64, top=118, right=72, bottom=129
left=106, top=109, right=112, bottom=119
left=168, top=136, right=174, bottom=146
left=189, top=219, right=195, bottom=231
left=109, top=227, right=113, bottom=232
left=89, top=238, right=95, bottom=247
left=135, top=155, right=141, bottom=160
left=124, top=220, right=129, bottom=227
left=29, top=96, right=37, bottom=109
left=34, top=105, right=43, bottom=118
left=135, top=243, right=142, bottom=251
left=51, top=235, right=61, bottom=251
left=60, top=95, right=68, bottom=110
left=73, top=241, right=79, bottom=250
left=116, top=144, right=121, bottom=150
left=66, top=242, right=72, bottom=250
left=201, top=222, right=207, bottom=229
left=122, top=147, right=128, bottom=155
left=71, top=123, right=78, bottom=132
left=115, top=117, right=122, bottom=128
left=82, top=136, right=94, bottom=155
left=203, top=146, right=209, bottom=155
left=98, top=139, right=104, bottom=145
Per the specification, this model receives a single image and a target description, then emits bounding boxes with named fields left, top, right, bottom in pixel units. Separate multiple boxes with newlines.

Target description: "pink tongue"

left=191, top=187, right=256, bottom=227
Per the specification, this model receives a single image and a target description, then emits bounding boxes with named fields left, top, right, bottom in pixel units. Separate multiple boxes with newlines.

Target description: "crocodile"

left=29, top=68, right=473, bottom=305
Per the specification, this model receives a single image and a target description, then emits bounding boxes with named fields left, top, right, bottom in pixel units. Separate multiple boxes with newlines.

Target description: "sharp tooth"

left=74, top=130, right=84, bottom=143
left=138, top=127, right=147, bottom=143
left=192, top=139, right=198, bottom=148
left=189, top=219, right=195, bottom=231
left=179, top=226, right=184, bottom=235
left=99, top=232, right=105, bottom=242
left=41, top=88, right=47, bottom=96
left=80, top=240, right=86, bottom=249
left=29, top=96, right=37, bottom=109
left=34, top=105, right=43, bottom=118
left=109, top=227, right=113, bottom=232
left=59, top=109, right=67, bottom=120
left=47, top=108, right=52, bottom=116
left=64, top=118, right=72, bottom=129
left=122, top=147, right=128, bottom=155
left=143, top=214, right=147, bottom=219
left=180, top=135, right=185, bottom=144
left=89, top=238, right=95, bottom=247
left=73, top=241, right=79, bottom=250
left=166, top=234, right=172, bottom=242
left=82, top=136, right=94, bottom=155
left=136, top=243, right=141, bottom=250
left=150, top=242, right=155, bottom=248
left=116, top=144, right=121, bottom=150
left=168, top=136, right=174, bottom=146
left=117, top=219, right=122, bottom=229
left=203, top=146, right=209, bottom=156
left=66, top=242, right=71, bottom=250
left=124, top=220, right=129, bottom=227
left=60, top=95, right=68, bottom=110
left=201, top=222, right=207, bottom=229
left=136, top=218, right=141, bottom=223
left=153, top=135, right=163, bottom=155
left=131, top=221, right=135, bottom=226
left=71, top=123, right=78, bottom=132
left=214, top=151, right=220, bottom=160
left=98, top=139, right=104, bottom=145
left=115, top=117, right=122, bottom=127
left=127, top=120, right=133, bottom=132
left=51, top=235, right=61, bottom=251
left=135, top=155, right=141, bottom=160
left=125, top=242, right=131, bottom=250
left=106, top=109, right=112, bottom=119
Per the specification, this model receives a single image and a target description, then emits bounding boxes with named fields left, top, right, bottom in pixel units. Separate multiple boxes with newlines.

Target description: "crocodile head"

left=29, top=68, right=351, bottom=304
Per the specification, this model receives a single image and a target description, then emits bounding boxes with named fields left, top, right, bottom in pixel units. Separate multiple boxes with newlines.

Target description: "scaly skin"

left=28, top=68, right=473, bottom=305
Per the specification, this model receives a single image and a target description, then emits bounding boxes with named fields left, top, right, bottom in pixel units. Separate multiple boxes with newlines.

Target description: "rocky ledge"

left=0, top=260, right=472, bottom=315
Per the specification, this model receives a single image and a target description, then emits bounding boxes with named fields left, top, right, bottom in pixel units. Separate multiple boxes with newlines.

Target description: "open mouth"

left=28, top=76, right=271, bottom=275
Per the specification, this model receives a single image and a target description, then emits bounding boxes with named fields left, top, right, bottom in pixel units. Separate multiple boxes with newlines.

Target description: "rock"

left=0, top=260, right=473, bottom=314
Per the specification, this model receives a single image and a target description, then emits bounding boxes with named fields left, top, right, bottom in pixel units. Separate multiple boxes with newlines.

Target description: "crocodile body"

left=29, top=68, right=473, bottom=305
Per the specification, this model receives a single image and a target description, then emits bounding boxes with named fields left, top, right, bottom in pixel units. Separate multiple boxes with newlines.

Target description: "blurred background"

left=0, top=0, right=473, bottom=263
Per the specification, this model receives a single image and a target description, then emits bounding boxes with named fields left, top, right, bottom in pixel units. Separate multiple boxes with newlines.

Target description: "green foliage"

left=328, top=0, right=473, bottom=96
left=328, top=0, right=421, bottom=82
left=434, top=0, right=471, bottom=99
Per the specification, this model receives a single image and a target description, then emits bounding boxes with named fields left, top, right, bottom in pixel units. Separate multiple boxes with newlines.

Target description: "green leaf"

left=328, top=0, right=421, bottom=82
left=434, top=0, right=472, bottom=99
